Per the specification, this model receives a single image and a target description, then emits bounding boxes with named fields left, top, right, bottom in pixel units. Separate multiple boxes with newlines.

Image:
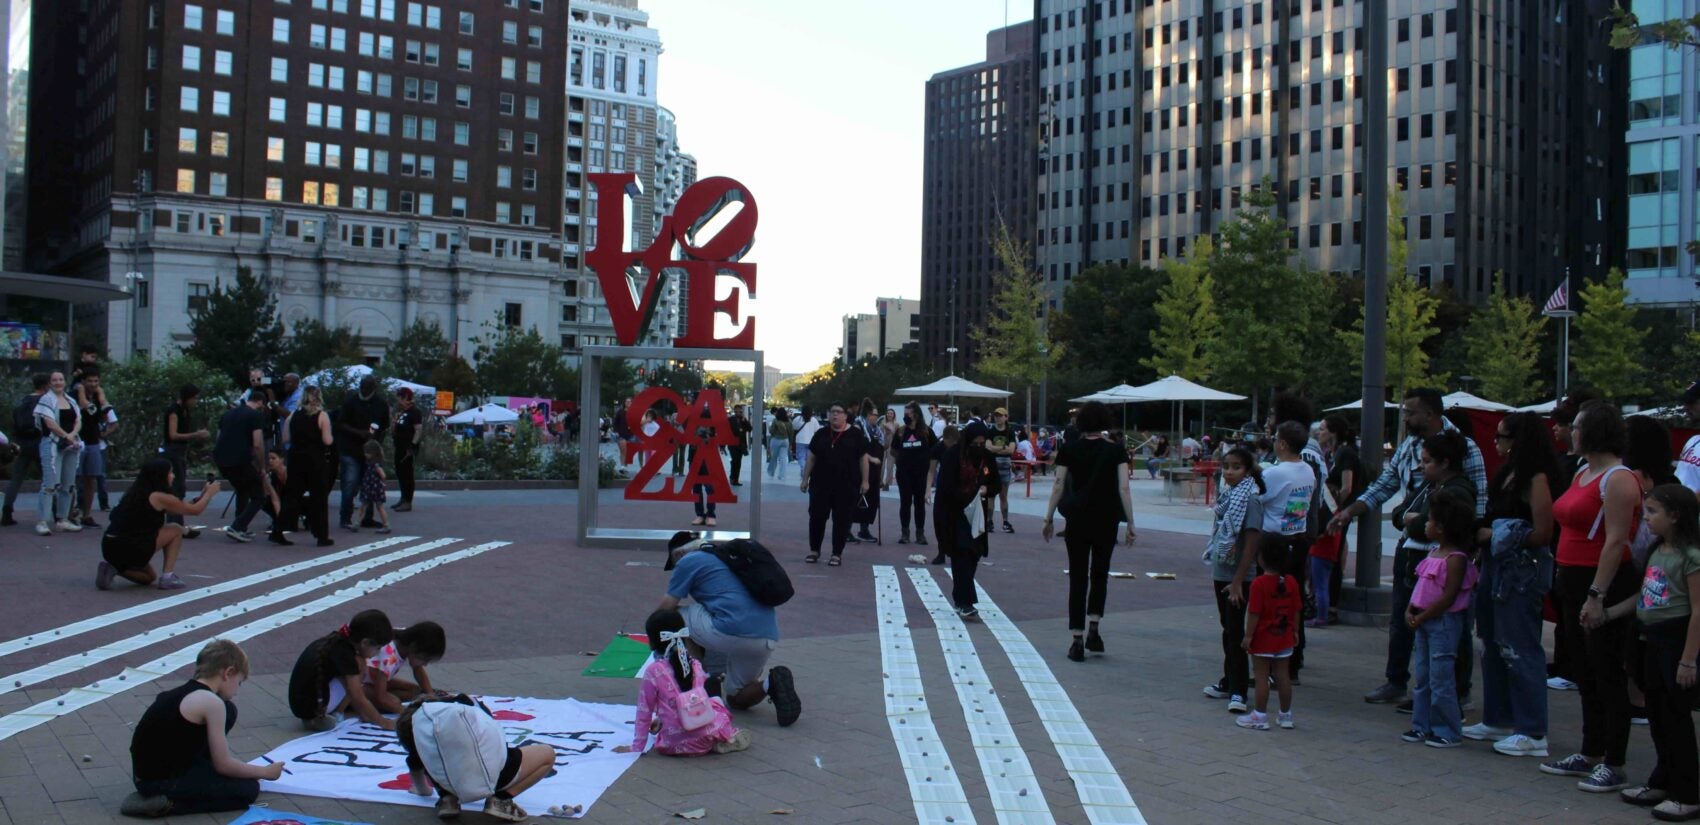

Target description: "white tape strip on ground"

left=961, top=577, right=1147, bottom=825
left=905, top=568, right=1053, bottom=825
left=872, top=565, right=978, bottom=825
left=0, top=538, right=463, bottom=698
left=0, top=535, right=419, bottom=659
left=0, top=540, right=510, bottom=743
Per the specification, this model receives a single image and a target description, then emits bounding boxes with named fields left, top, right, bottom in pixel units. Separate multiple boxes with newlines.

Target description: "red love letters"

left=585, top=173, right=758, bottom=349
left=625, top=388, right=738, bottom=504
left=490, top=710, right=536, bottom=722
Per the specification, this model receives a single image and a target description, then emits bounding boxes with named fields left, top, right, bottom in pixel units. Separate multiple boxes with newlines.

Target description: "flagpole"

left=1546, top=269, right=1575, bottom=400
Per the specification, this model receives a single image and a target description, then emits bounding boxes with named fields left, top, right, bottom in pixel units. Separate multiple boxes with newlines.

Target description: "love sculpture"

left=575, top=174, right=765, bottom=548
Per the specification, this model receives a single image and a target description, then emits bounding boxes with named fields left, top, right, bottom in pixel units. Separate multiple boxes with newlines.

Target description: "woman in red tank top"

left=1540, top=401, right=1641, bottom=792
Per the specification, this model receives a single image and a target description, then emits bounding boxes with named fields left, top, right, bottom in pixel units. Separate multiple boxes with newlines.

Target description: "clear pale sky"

left=644, top=0, right=1034, bottom=374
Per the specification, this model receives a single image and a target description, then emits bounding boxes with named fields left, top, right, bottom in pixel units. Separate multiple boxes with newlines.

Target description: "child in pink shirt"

left=1401, top=487, right=1479, bottom=749
left=616, top=609, right=751, bottom=757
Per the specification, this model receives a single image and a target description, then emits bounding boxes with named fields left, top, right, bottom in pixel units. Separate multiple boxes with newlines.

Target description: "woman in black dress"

left=285, top=386, right=335, bottom=547
left=932, top=421, right=1001, bottom=619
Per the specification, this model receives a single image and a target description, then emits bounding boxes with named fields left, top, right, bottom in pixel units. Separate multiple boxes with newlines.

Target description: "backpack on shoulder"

left=704, top=538, right=794, bottom=607
left=402, top=694, right=510, bottom=803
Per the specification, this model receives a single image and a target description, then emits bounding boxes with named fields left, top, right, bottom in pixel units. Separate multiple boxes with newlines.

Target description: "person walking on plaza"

left=801, top=404, right=868, bottom=566
left=1330, top=388, right=1486, bottom=705
left=765, top=407, right=792, bottom=481
left=33, top=371, right=83, bottom=536
left=1540, top=400, right=1641, bottom=793
left=391, top=388, right=423, bottom=512
left=1202, top=446, right=1263, bottom=712
left=214, top=393, right=271, bottom=543
left=727, top=404, right=753, bottom=487
left=1466, top=411, right=1559, bottom=758
left=1044, top=401, right=1136, bottom=661
left=97, top=458, right=220, bottom=592
left=793, top=407, right=820, bottom=473
left=284, top=385, right=334, bottom=547
left=934, top=421, right=1001, bottom=619
left=853, top=401, right=884, bottom=542
left=337, top=375, right=389, bottom=531
left=2, top=373, right=47, bottom=527
left=986, top=408, right=1022, bottom=533
left=892, top=402, right=936, bottom=545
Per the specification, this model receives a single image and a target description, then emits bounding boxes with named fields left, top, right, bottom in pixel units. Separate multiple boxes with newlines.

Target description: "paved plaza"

left=0, top=474, right=1674, bottom=824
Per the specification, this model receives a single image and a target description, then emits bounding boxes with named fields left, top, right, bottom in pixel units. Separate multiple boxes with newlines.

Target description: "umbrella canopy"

left=1514, top=400, right=1557, bottom=414
left=1070, top=383, right=1151, bottom=404
left=1324, top=398, right=1395, bottom=411
left=1443, top=391, right=1513, bottom=412
left=1117, top=375, right=1246, bottom=402
left=444, top=403, right=519, bottom=425
left=302, top=363, right=435, bottom=396
left=893, top=375, right=1012, bottom=399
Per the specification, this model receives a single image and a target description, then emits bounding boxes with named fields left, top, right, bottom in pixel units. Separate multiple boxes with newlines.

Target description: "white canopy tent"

left=1514, top=400, right=1558, bottom=414
left=302, top=363, right=435, bottom=397
left=444, top=403, right=519, bottom=425
left=1327, top=392, right=1513, bottom=413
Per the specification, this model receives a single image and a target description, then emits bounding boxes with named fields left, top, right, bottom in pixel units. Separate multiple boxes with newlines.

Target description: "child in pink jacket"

left=616, top=609, right=751, bottom=756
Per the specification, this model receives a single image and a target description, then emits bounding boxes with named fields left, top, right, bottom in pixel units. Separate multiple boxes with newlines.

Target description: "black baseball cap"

left=663, top=531, right=698, bottom=571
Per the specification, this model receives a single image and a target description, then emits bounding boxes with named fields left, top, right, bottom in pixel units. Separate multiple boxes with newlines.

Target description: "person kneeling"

left=615, top=609, right=751, bottom=757
left=98, top=458, right=220, bottom=592
left=396, top=695, right=554, bottom=821
left=121, top=640, right=282, bottom=818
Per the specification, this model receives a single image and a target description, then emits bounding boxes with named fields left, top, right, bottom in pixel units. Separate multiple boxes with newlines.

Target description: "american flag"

left=1543, top=279, right=1569, bottom=315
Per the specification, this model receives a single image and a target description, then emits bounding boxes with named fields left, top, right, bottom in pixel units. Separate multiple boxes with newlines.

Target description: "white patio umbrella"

left=894, top=375, right=1014, bottom=398
left=1442, top=391, right=1514, bottom=412
left=444, top=403, right=519, bottom=425
left=302, top=363, right=436, bottom=396
left=1069, top=384, right=1155, bottom=431
left=1116, top=375, right=1248, bottom=440
left=1514, top=400, right=1558, bottom=414
left=1324, top=398, right=1397, bottom=411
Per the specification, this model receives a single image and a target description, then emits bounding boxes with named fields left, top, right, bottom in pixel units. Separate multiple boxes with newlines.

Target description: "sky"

left=642, top=0, right=1034, bottom=375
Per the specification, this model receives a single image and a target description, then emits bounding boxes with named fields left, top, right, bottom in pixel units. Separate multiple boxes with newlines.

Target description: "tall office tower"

left=28, top=0, right=570, bottom=360
left=1622, top=1, right=1700, bottom=306
left=1035, top=0, right=1624, bottom=304
left=563, top=0, right=693, bottom=357
left=920, top=21, right=1039, bottom=373
left=0, top=0, right=29, bottom=271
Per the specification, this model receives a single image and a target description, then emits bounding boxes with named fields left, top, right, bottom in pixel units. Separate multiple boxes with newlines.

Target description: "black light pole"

left=1352, top=0, right=1391, bottom=602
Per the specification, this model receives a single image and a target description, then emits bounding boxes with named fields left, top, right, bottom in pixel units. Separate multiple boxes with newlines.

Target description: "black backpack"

left=705, top=539, right=794, bottom=607
left=11, top=394, right=41, bottom=441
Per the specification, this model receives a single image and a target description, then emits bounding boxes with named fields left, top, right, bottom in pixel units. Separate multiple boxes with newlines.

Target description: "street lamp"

left=946, top=346, right=958, bottom=376
left=1037, top=341, right=1049, bottom=429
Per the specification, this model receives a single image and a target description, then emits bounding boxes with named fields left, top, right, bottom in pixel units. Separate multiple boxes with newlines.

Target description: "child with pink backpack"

left=615, top=609, right=751, bottom=756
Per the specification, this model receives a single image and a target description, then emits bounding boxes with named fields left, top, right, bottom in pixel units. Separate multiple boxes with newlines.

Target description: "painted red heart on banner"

left=491, top=710, right=535, bottom=722
left=378, top=772, right=414, bottom=790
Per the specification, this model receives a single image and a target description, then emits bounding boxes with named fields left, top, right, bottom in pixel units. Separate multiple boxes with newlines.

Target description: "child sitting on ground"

left=397, top=694, right=556, bottom=822
left=286, top=609, right=396, bottom=731
left=122, top=640, right=283, bottom=818
left=360, top=441, right=392, bottom=534
left=614, top=608, right=751, bottom=756
left=364, top=621, right=448, bottom=714
left=1238, top=538, right=1301, bottom=731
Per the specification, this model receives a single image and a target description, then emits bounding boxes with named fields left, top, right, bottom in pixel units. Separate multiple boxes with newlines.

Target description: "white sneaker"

left=1546, top=676, right=1578, bottom=691
left=33, top=522, right=51, bottom=536
left=1493, top=734, right=1549, bottom=757
left=1462, top=722, right=1513, bottom=741
left=1235, top=710, right=1269, bottom=730
left=1202, top=683, right=1230, bottom=699
left=55, top=520, right=82, bottom=532
left=1276, top=711, right=1294, bottom=729
left=1228, top=695, right=1248, bottom=713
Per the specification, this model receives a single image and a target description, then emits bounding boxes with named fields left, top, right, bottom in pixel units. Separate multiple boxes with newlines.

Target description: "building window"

left=216, top=9, right=235, bottom=35
left=212, top=90, right=231, bottom=116
left=210, top=131, right=229, bottom=157
left=524, top=96, right=539, bottom=118
left=497, top=129, right=513, bottom=152
left=183, top=45, right=202, bottom=71
left=270, top=97, right=287, bottom=122
left=267, top=137, right=286, bottom=162
left=497, top=166, right=512, bottom=188
left=522, top=168, right=537, bottom=190
left=454, top=122, right=470, bottom=145
left=184, top=4, right=203, bottom=30
left=214, top=50, right=233, bottom=75
left=176, top=170, right=196, bottom=193
left=180, top=87, right=200, bottom=112
left=210, top=173, right=228, bottom=197
left=499, top=92, right=514, bottom=115
left=458, top=10, right=474, bottom=33
left=519, top=204, right=536, bottom=226
left=452, top=159, right=468, bottom=182
left=274, top=18, right=290, bottom=42
left=457, top=48, right=472, bottom=71
left=178, top=127, right=197, bottom=153
left=522, top=132, right=538, bottom=154
left=451, top=196, right=466, bottom=217
left=303, top=181, right=321, bottom=204
left=188, top=283, right=211, bottom=311
left=503, top=20, right=518, bottom=43
left=504, top=303, right=522, bottom=327
left=271, top=57, right=289, bottom=82
left=265, top=177, right=283, bottom=201
left=527, top=25, right=542, bottom=47
left=457, top=85, right=472, bottom=107
left=495, top=201, right=511, bottom=222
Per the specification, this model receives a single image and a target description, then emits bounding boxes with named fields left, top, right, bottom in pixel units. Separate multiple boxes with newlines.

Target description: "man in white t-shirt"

left=1677, top=381, right=1700, bottom=495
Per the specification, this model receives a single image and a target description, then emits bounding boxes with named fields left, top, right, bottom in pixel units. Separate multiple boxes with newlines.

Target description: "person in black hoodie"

left=931, top=421, right=1001, bottom=619
left=336, top=376, right=390, bottom=531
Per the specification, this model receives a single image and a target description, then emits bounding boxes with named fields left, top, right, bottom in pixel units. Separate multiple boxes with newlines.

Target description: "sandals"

left=805, top=553, right=820, bottom=564
left=827, top=555, right=843, bottom=567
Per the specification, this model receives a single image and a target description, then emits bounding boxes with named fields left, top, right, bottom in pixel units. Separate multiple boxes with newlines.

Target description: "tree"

left=1641, top=308, right=1700, bottom=406
left=430, top=355, right=479, bottom=400
left=1053, top=262, right=1166, bottom=392
left=1609, top=4, right=1700, bottom=49
left=101, top=354, right=235, bottom=473
left=1142, top=237, right=1219, bottom=380
left=972, top=221, right=1060, bottom=422
left=1573, top=268, right=1649, bottom=402
left=278, top=318, right=364, bottom=376
left=471, top=317, right=574, bottom=398
left=1461, top=273, right=1547, bottom=405
left=790, top=348, right=934, bottom=414
left=1209, top=183, right=1314, bottom=403
left=385, top=319, right=452, bottom=382
left=1339, top=190, right=1445, bottom=402
left=703, top=370, right=753, bottom=404
left=186, top=266, right=285, bottom=386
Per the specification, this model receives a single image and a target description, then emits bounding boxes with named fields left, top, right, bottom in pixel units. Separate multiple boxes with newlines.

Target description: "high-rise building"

left=1033, top=0, right=1625, bottom=305
left=563, top=0, right=693, bottom=357
left=1622, top=4, right=1700, bottom=307
left=1, top=0, right=31, bottom=271
left=842, top=297, right=921, bottom=366
left=29, top=0, right=570, bottom=360
left=920, top=21, right=1039, bottom=373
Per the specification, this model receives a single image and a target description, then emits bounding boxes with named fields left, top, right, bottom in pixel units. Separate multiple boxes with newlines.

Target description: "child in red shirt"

left=1239, top=539, right=1302, bottom=731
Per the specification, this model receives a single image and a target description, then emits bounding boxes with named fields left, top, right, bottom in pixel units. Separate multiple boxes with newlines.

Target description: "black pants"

left=396, top=443, right=417, bottom=504
left=1215, top=579, right=1250, bottom=698
left=952, top=545, right=981, bottom=608
left=807, top=484, right=855, bottom=555
left=1554, top=564, right=1638, bottom=765
left=134, top=754, right=259, bottom=815
left=672, top=444, right=686, bottom=475
left=1643, top=617, right=1700, bottom=804
left=895, top=466, right=927, bottom=534
left=1, top=441, right=40, bottom=515
left=286, top=452, right=328, bottom=541
left=1064, top=520, right=1117, bottom=631
left=161, top=447, right=188, bottom=526
left=218, top=464, right=264, bottom=533
left=729, top=448, right=745, bottom=484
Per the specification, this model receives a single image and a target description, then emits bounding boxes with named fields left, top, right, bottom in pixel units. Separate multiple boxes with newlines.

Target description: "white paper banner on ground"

left=253, top=697, right=640, bottom=818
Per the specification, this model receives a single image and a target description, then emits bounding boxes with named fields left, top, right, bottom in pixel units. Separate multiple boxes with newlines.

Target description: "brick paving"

left=0, top=478, right=1671, bottom=823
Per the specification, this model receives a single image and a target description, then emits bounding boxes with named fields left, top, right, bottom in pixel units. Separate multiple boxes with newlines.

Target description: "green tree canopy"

left=185, top=266, right=285, bottom=386
left=278, top=318, right=365, bottom=376
left=1339, top=190, right=1444, bottom=402
left=973, top=222, right=1060, bottom=390
left=1208, top=184, right=1314, bottom=399
left=1573, top=268, right=1649, bottom=402
left=1053, top=261, right=1167, bottom=394
left=1460, top=273, right=1547, bottom=405
left=471, top=317, right=575, bottom=398
left=385, top=319, right=452, bottom=383
left=1142, top=237, right=1219, bottom=381
left=430, top=355, right=479, bottom=400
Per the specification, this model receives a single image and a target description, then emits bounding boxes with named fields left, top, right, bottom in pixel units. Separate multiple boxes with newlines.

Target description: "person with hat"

left=985, top=408, right=1024, bottom=533
left=659, top=532, right=801, bottom=726
left=800, top=403, right=869, bottom=566
left=931, top=421, right=1002, bottom=619
left=1675, top=382, right=1700, bottom=498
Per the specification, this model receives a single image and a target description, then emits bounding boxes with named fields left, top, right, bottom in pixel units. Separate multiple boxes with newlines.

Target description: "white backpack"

left=410, top=701, right=510, bottom=802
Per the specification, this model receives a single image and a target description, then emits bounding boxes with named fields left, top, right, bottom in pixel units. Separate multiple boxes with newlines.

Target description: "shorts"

left=101, top=533, right=154, bottom=572
left=79, top=446, right=107, bottom=478
left=495, top=746, right=523, bottom=791
left=996, top=460, right=1012, bottom=484
left=681, top=602, right=775, bottom=696
left=1254, top=648, right=1295, bottom=660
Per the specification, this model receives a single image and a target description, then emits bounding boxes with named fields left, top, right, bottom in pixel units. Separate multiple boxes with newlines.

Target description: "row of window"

left=568, top=48, right=649, bottom=97
left=289, top=19, right=545, bottom=53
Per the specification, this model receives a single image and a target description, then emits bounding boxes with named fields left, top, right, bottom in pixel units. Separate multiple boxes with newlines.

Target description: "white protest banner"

left=252, top=696, right=640, bottom=818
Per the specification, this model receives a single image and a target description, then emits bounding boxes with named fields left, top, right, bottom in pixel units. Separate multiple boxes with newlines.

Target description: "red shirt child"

left=1247, top=572, right=1302, bottom=655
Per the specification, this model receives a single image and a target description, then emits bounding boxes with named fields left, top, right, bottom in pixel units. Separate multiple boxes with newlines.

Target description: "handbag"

left=964, top=495, right=986, bottom=539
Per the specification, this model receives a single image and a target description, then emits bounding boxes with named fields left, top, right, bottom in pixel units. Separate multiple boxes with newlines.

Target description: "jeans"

left=796, top=444, right=810, bottom=472
left=1387, top=544, right=1474, bottom=696
left=765, top=437, right=788, bottom=479
left=38, top=439, right=81, bottom=523
left=1412, top=611, right=1465, bottom=741
left=3, top=439, right=40, bottom=515
left=161, top=447, right=189, bottom=526
left=1308, top=555, right=1334, bottom=623
left=1642, top=617, right=1700, bottom=804
left=1553, top=564, right=1638, bottom=765
left=693, top=483, right=717, bottom=519
left=895, top=465, right=927, bottom=534
left=338, top=455, right=372, bottom=525
left=1477, top=547, right=1551, bottom=737
left=1215, top=580, right=1250, bottom=699
left=219, top=464, right=264, bottom=533
left=1064, top=520, right=1117, bottom=631
left=807, top=484, right=854, bottom=555
left=133, top=753, right=259, bottom=815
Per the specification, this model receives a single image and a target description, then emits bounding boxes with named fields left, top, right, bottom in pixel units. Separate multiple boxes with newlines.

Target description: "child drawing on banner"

left=286, top=609, right=397, bottom=732
left=1238, top=539, right=1301, bottom=732
left=614, top=609, right=752, bottom=756
left=396, top=695, right=556, bottom=822
left=360, top=440, right=392, bottom=534
left=364, top=621, right=449, bottom=714
left=122, top=640, right=283, bottom=819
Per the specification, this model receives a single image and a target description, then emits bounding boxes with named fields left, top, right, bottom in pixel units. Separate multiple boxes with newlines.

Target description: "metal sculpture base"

left=576, top=345, right=765, bottom=549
